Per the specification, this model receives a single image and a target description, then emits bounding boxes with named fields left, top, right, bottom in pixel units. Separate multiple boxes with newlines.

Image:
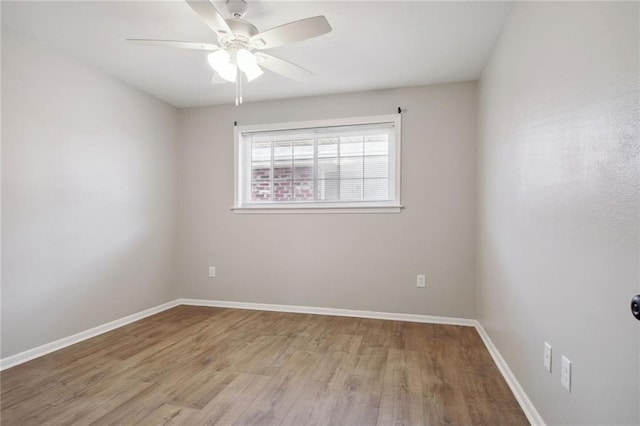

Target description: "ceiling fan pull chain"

left=235, top=69, right=239, bottom=106
left=239, top=71, right=243, bottom=105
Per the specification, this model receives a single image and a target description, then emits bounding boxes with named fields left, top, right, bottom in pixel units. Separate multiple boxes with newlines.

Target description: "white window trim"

left=232, top=114, right=403, bottom=214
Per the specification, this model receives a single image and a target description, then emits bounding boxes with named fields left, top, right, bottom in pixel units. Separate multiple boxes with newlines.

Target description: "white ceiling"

left=2, top=1, right=512, bottom=108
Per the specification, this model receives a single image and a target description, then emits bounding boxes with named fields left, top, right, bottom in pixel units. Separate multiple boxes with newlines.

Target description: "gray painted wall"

left=177, top=83, right=478, bottom=318
left=1, top=29, right=179, bottom=358
left=477, top=2, right=639, bottom=424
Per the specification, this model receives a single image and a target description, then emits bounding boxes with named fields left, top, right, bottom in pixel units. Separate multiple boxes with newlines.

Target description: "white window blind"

left=234, top=115, right=402, bottom=213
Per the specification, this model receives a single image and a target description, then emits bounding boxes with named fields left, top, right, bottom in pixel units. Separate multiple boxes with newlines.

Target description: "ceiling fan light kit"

left=236, top=49, right=261, bottom=77
left=127, top=0, right=332, bottom=105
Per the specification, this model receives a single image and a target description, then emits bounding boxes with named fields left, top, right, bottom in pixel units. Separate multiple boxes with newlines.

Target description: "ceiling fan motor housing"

left=220, top=18, right=258, bottom=45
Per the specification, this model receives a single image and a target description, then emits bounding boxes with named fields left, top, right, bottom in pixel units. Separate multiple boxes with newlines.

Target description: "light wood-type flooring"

left=1, top=305, right=529, bottom=425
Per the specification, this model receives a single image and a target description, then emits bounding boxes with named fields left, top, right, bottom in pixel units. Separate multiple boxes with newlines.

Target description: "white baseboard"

left=0, top=299, right=180, bottom=371
left=474, top=321, right=546, bottom=426
left=178, top=298, right=477, bottom=327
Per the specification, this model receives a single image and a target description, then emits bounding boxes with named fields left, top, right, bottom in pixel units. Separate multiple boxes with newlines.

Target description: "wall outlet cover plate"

left=543, top=342, right=552, bottom=372
left=561, top=355, right=571, bottom=392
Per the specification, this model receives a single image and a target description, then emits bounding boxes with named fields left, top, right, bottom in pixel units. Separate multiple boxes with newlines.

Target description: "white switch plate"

left=543, top=342, right=552, bottom=372
left=208, top=266, right=216, bottom=278
left=417, top=275, right=426, bottom=288
left=561, top=355, right=571, bottom=392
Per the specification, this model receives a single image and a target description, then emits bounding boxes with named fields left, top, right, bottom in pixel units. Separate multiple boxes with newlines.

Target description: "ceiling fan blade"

left=127, top=39, right=220, bottom=51
left=185, top=0, right=233, bottom=37
left=255, top=53, right=314, bottom=82
left=250, top=16, right=331, bottom=50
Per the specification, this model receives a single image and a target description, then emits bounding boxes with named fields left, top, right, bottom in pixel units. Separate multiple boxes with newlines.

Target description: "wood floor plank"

left=280, top=349, right=356, bottom=426
left=135, top=403, right=198, bottom=426
left=185, top=373, right=272, bottom=425
left=232, top=350, right=322, bottom=425
left=327, top=390, right=381, bottom=425
left=0, top=306, right=529, bottom=425
left=41, top=380, right=154, bottom=426
left=281, top=383, right=342, bottom=426
left=88, top=383, right=170, bottom=425
left=343, top=349, right=388, bottom=393
left=328, top=346, right=389, bottom=425
left=419, top=329, right=477, bottom=425
left=377, top=349, right=424, bottom=426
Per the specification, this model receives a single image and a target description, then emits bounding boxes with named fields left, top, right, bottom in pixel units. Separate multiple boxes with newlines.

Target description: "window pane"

left=273, top=180, right=293, bottom=201
left=318, top=137, right=338, bottom=157
left=340, top=136, right=363, bottom=157
left=293, top=161, right=313, bottom=180
left=364, top=178, right=389, bottom=200
left=317, top=158, right=338, bottom=179
left=340, top=157, right=364, bottom=179
left=340, top=178, right=363, bottom=201
left=273, top=163, right=292, bottom=181
left=251, top=181, right=271, bottom=202
left=251, top=162, right=271, bottom=181
left=251, top=141, right=271, bottom=162
left=273, top=141, right=292, bottom=161
left=317, top=179, right=339, bottom=201
left=364, top=155, right=389, bottom=178
left=293, top=140, right=313, bottom=160
left=293, top=180, right=314, bottom=201
left=364, top=135, right=389, bottom=156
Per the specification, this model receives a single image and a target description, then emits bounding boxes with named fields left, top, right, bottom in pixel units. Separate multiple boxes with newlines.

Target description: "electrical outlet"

left=208, top=266, right=216, bottom=278
left=561, top=355, right=571, bottom=392
left=543, top=342, right=552, bottom=372
left=417, top=275, right=426, bottom=288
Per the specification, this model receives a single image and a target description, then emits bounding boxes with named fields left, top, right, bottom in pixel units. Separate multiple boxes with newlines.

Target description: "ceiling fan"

left=127, top=0, right=332, bottom=105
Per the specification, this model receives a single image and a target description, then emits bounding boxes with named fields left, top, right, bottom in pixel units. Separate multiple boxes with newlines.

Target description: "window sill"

left=231, top=205, right=404, bottom=214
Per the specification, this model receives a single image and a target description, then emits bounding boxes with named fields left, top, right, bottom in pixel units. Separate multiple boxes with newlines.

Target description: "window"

left=233, top=114, right=402, bottom=213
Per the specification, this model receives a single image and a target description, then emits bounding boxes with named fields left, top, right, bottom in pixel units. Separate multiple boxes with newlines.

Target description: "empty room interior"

left=1, top=0, right=639, bottom=425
